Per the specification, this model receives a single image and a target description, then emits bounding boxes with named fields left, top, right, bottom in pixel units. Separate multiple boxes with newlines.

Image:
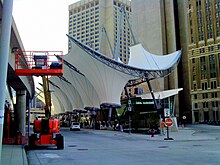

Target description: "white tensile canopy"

left=129, top=44, right=181, bottom=70
left=49, top=76, right=84, bottom=111
left=51, top=93, right=65, bottom=114
left=139, top=88, right=183, bottom=100
left=66, top=35, right=181, bottom=107
left=49, top=78, right=73, bottom=112
left=66, top=39, right=135, bottom=107
left=36, top=87, right=65, bottom=114
left=62, top=57, right=101, bottom=110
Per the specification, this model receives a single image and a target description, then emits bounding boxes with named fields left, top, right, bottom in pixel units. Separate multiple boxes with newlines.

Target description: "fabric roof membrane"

left=139, top=88, right=183, bottom=100
left=66, top=35, right=181, bottom=107
left=129, top=44, right=181, bottom=70
left=62, top=56, right=101, bottom=109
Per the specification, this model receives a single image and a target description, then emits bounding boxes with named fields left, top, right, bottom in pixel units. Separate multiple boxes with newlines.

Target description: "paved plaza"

left=2, top=124, right=220, bottom=165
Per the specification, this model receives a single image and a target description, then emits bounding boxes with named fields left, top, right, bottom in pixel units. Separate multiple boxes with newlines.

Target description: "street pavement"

left=1, top=125, right=217, bottom=165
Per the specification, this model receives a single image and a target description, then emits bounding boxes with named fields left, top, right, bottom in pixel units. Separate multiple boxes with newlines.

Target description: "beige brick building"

left=185, top=0, right=220, bottom=123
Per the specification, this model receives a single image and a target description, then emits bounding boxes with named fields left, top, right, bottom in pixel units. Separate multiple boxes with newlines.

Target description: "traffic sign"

left=165, top=118, right=173, bottom=127
left=164, top=108, right=170, bottom=117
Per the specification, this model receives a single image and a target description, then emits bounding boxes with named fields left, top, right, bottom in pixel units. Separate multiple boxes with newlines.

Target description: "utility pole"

left=0, top=0, right=14, bottom=161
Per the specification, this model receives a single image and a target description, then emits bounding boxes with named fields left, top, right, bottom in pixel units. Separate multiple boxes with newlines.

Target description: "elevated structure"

left=15, top=50, right=63, bottom=76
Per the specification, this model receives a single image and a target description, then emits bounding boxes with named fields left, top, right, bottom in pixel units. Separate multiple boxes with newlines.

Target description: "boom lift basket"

left=15, top=50, right=64, bottom=76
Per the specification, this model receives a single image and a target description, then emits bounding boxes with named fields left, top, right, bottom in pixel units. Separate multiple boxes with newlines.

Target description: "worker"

left=161, top=119, right=166, bottom=135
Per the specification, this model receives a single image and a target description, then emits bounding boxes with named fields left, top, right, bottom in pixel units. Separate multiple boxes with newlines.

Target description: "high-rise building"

left=68, top=0, right=131, bottom=64
left=68, top=0, right=146, bottom=98
left=131, top=0, right=181, bottom=118
left=186, top=0, right=220, bottom=123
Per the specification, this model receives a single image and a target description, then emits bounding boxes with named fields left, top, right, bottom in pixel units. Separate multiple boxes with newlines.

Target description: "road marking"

left=203, top=151, right=220, bottom=154
left=38, top=153, right=61, bottom=158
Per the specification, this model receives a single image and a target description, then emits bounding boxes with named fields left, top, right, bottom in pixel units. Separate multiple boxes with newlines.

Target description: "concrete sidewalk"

left=86, top=126, right=217, bottom=142
left=1, top=145, right=28, bottom=165
left=144, top=127, right=216, bottom=141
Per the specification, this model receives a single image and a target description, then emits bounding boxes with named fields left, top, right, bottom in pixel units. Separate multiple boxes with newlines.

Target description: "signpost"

left=164, top=118, right=174, bottom=140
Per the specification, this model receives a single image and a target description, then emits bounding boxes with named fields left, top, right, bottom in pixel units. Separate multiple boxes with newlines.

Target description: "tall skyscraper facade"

left=68, top=0, right=147, bottom=98
left=186, top=0, right=220, bottom=123
left=68, top=0, right=131, bottom=63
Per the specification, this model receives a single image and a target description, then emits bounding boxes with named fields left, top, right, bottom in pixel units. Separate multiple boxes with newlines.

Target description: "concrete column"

left=0, top=0, right=14, bottom=161
left=164, top=0, right=180, bottom=117
left=192, top=110, right=195, bottom=124
left=16, top=90, right=26, bottom=136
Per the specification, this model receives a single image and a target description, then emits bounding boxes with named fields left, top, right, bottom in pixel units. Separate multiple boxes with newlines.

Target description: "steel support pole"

left=108, top=107, right=112, bottom=127
left=0, top=0, right=14, bottom=161
left=124, top=86, right=132, bottom=134
left=28, top=99, right=31, bottom=137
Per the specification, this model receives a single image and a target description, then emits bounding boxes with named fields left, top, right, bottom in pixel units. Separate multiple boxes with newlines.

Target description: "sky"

left=12, top=0, right=80, bottom=88
left=13, top=0, right=80, bottom=55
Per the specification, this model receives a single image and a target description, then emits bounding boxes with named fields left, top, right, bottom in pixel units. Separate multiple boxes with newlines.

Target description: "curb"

left=22, top=145, right=29, bottom=165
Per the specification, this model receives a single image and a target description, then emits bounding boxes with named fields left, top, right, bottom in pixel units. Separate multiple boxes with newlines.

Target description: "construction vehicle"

left=15, top=50, right=64, bottom=149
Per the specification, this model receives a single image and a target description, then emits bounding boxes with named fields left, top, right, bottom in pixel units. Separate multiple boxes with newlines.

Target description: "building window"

left=195, top=103, right=198, bottom=108
left=203, top=102, right=208, bottom=108
left=194, top=83, right=197, bottom=90
left=212, top=101, right=218, bottom=107
left=200, top=56, right=207, bottom=79
left=193, top=75, right=196, bottom=81
left=202, top=82, right=208, bottom=90
left=211, top=81, right=217, bottom=89
left=208, top=46, right=214, bottom=52
left=203, top=93, right=208, bottom=98
left=192, top=66, right=196, bottom=73
left=194, top=94, right=197, bottom=99
left=209, top=55, right=216, bottom=78
left=211, top=92, right=217, bottom=98
left=200, top=48, right=205, bottom=53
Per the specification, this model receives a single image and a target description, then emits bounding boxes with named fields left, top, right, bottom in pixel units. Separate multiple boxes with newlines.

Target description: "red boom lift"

left=15, top=50, right=64, bottom=149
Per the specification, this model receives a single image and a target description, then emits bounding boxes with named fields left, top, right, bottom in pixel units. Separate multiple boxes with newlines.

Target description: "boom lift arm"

left=42, top=75, right=52, bottom=118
